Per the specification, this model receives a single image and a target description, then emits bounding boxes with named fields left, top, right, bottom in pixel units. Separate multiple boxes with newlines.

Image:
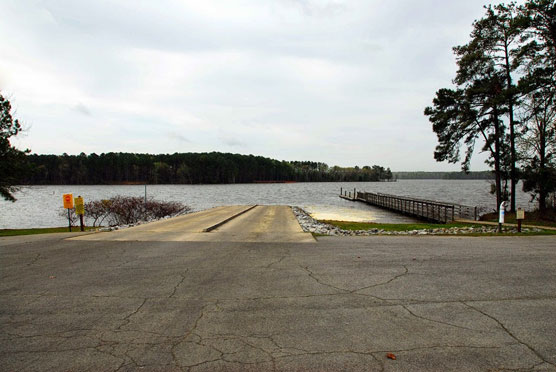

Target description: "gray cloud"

left=167, top=132, right=191, bottom=144
left=281, top=0, right=347, bottom=17
left=73, top=103, right=91, bottom=116
left=0, top=0, right=512, bottom=170
left=218, top=134, right=247, bottom=148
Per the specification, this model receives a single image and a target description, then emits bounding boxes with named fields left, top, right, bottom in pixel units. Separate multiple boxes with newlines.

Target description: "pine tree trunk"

left=509, top=111, right=516, bottom=212
left=539, top=129, right=547, bottom=211
left=494, top=109, right=503, bottom=211
left=494, top=145, right=502, bottom=211
left=504, top=38, right=517, bottom=212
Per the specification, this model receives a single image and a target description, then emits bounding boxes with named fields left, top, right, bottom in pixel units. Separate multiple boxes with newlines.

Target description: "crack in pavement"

left=113, top=359, right=129, bottom=372
left=462, top=302, right=556, bottom=367
left=301, top=264, right=410, bottom=297
left=181, top=342, right=507, bottom=371
left=265, top=255, right=288, bottom=269
left=116, top=298, right=148, bottom=331
left=26, top=253, right=42, bottom=267
left=353, top=265, right=409, bottom=293
left=195, top=331, right=297, bottom=369
left=169, top=270, right=189, bottom=298
left=112, top=247, right=131, bottom=268
left=93, top=338, right=128, bottom=372
left=221, top=339, right=277, bottom=370
left=301, top=266, right=350, bottom=293
left=400, top=304, right=476, bottom=331
left=171, top=303, right=215, bottom=372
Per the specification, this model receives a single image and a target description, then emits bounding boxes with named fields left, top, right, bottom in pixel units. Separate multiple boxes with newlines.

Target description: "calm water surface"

left=0, top=180, right=535, bottom=229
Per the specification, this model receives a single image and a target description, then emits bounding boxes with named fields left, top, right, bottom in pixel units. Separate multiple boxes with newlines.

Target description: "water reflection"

left=304, top=205, right=420, bottom=223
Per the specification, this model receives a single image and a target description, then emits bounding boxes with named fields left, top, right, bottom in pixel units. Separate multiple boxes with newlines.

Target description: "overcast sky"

left=1, top=0, right=513, bottom=171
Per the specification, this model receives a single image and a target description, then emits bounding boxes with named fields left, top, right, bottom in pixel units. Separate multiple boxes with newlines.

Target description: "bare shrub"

left=83, top=196, right=189, bottom=227
left=144, top=200, right=188, bottom=220
left=84, top=199, right=112, bottom=227
left=105, top=196, right=145, bottom=226
left=58, top=208, right=79, bottom=226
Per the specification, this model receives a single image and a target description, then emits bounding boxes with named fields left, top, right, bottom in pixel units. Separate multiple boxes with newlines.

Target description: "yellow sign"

left=74, top=196, right=84, bottom=215
left=516, top=209, right=525, bottom=220
left=63, top=193, right=74, bottom=209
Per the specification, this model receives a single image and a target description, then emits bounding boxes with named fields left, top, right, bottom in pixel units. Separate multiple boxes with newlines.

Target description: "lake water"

left=0, top=180, right=535, bottom=229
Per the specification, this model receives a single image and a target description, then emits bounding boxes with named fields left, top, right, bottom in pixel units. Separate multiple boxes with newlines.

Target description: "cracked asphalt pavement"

left=1, top=213, right=556, bottom=371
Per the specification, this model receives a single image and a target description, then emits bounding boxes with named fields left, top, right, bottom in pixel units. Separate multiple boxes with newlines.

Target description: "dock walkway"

left=340, top=188, right=483, bottom=223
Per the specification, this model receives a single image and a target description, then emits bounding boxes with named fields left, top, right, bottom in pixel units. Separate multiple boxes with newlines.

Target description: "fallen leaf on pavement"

left=49, top=276, right=56, bottom=279
left=386, top=353, right=396, bottom=360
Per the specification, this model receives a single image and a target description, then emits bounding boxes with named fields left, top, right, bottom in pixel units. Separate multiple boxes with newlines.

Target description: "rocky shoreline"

left=292, top=206, right=542, bottom=236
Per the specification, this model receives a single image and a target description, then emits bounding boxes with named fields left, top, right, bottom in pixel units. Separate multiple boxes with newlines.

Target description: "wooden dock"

left=340, top=188, right=484, bottom=223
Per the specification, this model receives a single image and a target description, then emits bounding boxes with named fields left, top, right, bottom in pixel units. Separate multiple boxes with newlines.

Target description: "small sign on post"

left=516, top=208, right=525, bottom=233
left=63, top=193, right=74, bottom=232
left=74, top=196, right=85, bottom=232
left=63, top=193, right=74, bottom=209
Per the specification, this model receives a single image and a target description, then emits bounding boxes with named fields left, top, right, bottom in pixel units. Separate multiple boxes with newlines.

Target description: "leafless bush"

left=83, top=196, right=189, bottom=227
left=58, top=208, right=79, bottom=227
left=144, top=200, right=188, bottom=220
left=84, top=199, right=112, bottom=227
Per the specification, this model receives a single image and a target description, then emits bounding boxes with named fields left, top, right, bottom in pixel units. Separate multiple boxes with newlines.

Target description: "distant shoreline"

left=393, top=171, right=493, bottom=180
left=14, top=178, right=493, bottom=187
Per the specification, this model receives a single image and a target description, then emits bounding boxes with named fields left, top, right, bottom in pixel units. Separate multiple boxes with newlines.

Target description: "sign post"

left=63, top=194, right=74, bottom=232
left=516, top=208, right=525, bottom=233
left=75, top=196, right=85, bottom=232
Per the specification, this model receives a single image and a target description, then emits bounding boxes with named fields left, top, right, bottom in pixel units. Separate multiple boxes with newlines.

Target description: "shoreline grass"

left=320, top=220, right=556, bottom=236
left=320, top=220, right=479, bottom=231
left=480, top=211, right=556, bottom=228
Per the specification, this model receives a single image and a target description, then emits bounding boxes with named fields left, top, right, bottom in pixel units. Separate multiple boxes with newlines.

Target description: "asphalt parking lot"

left=1, top=215, right=555, bottom=371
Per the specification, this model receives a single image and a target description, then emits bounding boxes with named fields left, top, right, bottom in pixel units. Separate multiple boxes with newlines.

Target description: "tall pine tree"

left=0, top=94, right=30, bottom=202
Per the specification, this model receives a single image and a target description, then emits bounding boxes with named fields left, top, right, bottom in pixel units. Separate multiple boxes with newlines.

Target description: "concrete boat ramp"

left=72, top=205, right=315, bottom=243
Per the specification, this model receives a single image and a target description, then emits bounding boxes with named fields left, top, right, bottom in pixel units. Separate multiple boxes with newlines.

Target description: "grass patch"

left=319, top=220, right=556, bottom=236
left=321, top=220, right=480, bottom=232
left=481, top=210, right=556, bottom=228
left=0, top=227, right=97, bottom=237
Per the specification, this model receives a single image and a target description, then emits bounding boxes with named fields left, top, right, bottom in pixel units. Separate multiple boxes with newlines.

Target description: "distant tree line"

left=21, top=152, right=394, bottom=185
left=426, top=0, right=556, bottom=212
left=393, top=171, right=494, bottom=180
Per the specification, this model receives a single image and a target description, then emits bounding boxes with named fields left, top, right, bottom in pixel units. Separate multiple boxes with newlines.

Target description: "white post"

left=498, top=201, right=506, bottom=233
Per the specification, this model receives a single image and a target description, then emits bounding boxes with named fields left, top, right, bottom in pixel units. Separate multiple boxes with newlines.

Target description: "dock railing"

left=339, top=188, right=486, bottom=223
